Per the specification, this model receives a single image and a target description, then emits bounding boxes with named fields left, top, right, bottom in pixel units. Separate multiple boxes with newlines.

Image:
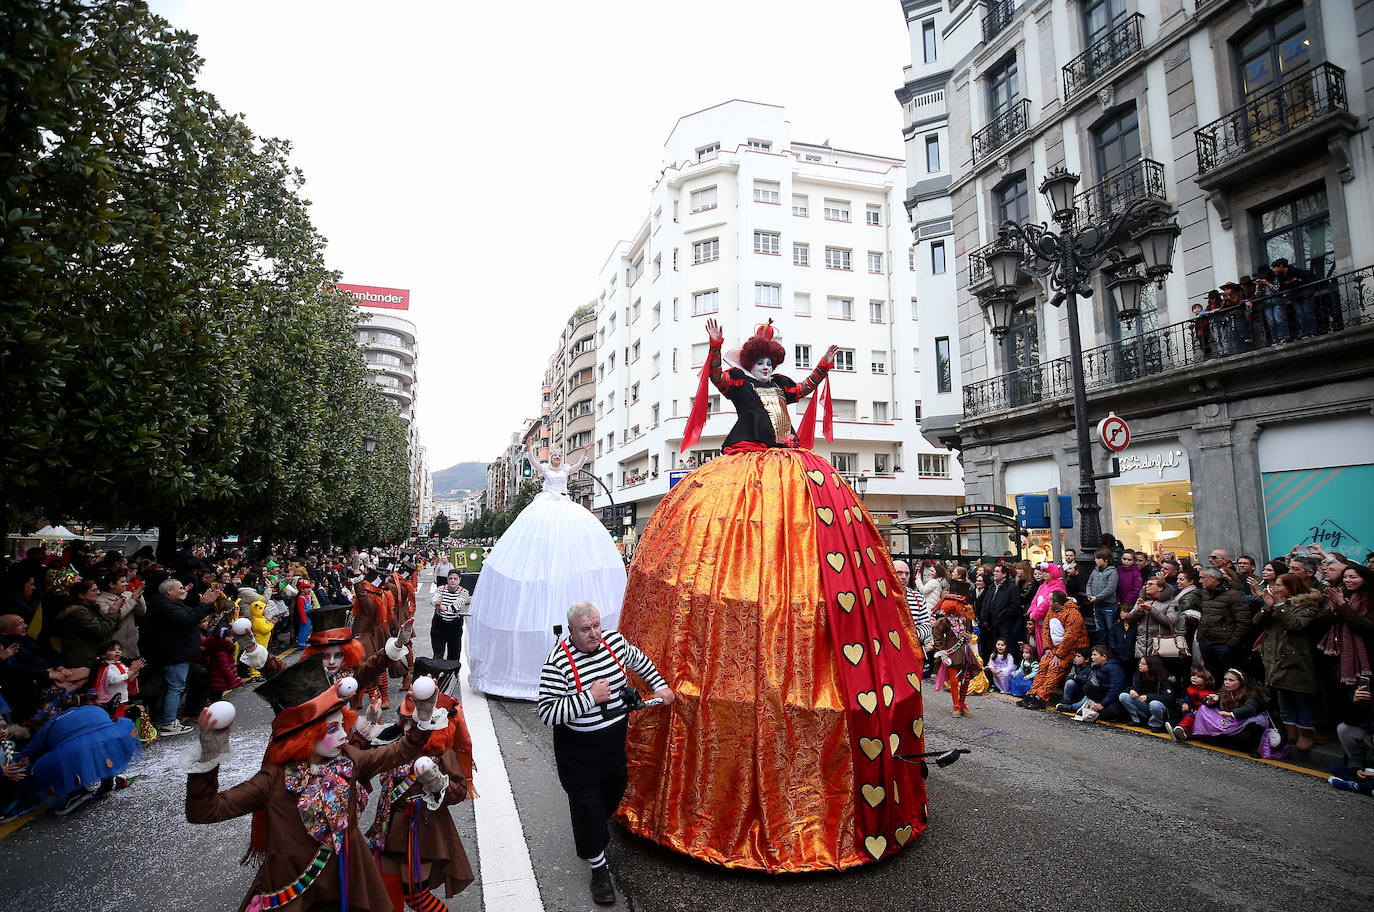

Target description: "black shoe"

left=1054, top=702, right=1074, bottom=712
left=590, top=865, right=616, bottom=905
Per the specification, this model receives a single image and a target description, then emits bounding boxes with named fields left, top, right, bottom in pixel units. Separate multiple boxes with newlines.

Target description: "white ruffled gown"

left=466, top=463, right=627, bottom=699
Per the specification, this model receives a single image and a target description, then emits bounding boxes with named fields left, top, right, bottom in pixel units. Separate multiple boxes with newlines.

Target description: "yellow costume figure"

left=246, top=598, right=274, bottom=679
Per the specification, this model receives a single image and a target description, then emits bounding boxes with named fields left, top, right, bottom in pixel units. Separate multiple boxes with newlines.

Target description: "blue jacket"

left=1084, top=658, right=1127, bottom=707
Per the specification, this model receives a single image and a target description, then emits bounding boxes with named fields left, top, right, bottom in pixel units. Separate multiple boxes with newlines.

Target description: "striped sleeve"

left=537, top=647, right=596, bottom=727
left=611, top=632, right=668, bottom=692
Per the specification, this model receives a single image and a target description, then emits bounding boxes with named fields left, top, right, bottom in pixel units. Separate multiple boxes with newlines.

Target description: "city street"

left=4, top=572, right=1372, bottom=912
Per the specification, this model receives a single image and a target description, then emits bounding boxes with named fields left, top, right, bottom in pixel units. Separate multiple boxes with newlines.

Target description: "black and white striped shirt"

left=432, top=585, right=470, bottom=621
left=538, top=631, right=668, bottom=732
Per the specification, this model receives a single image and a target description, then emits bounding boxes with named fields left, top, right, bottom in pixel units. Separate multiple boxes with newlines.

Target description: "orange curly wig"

left=301, top=638, right=365, bottom=669
left=264, top=707, right=358, bottom=765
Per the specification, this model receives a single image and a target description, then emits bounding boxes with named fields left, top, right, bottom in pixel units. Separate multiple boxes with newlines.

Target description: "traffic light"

left=521, top=459, right=533, bottom=478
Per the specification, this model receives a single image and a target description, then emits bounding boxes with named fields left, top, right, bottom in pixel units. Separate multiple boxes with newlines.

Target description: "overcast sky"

left=150, top=0, right=912, bottom=469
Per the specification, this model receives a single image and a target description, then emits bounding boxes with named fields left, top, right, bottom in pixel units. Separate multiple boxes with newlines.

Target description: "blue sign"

left=1263, top=464, right=1374, bottom=559
left=669, top=469, right=691, bottom=489
left=1015, top=494, right=1074, bottom=529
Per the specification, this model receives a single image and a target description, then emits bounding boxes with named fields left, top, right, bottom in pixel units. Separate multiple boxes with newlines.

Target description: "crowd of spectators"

left=1190, top=257, right=1344, bottom=357
left=0, top=539, right=420, bottom=820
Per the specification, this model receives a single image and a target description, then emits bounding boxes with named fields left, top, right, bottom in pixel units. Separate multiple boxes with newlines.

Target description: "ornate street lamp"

left=1135, top=220, right=1182, bottom=285
left=854, top=473, right=869, bottom=496
left=363, top=434, right=378, bottom=454
left=1106, top=263, right=1147, bottom=324
left=1039, top=167, right=1081, bottom=226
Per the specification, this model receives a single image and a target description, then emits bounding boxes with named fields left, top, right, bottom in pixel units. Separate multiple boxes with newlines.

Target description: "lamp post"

left=362, top=434, right=378, bottom=455
left=976, top=167, right=1179, bottom=568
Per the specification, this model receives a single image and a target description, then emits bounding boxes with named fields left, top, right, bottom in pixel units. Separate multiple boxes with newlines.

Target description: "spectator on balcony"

left=1191, top=301, right=1212, bottom=357
left=1271, top=258, right=1318, bottom=338
left=1216, top=283, right=1247, bottom=354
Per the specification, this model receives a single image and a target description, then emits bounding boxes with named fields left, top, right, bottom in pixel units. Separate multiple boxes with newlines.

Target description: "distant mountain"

left=432, top=461, right=489, bottom=497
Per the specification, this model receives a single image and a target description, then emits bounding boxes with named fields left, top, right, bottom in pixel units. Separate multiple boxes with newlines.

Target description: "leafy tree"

left=430, top=512, right=450, bottom=540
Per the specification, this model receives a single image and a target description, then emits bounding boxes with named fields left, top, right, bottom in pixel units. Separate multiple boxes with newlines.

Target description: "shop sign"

left=955, top=503, right=1015, bottom=518
left=1112, top=445, right=1189, bottom=483
left=1016, top=494, right=1074, bottom=529
left=1263, top=464, right=1374, bottom=558
left=669, top=469, right=691, bottom=489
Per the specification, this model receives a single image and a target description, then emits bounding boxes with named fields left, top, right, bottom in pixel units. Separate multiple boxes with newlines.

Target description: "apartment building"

left=541, top=305, right=599, bottom=509
left=898, top=0, right=1374, bottom=561
left=590, top=100, right=963, bottom=548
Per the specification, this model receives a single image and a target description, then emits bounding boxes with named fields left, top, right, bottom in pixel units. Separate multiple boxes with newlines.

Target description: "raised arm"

left=704, top=318, right=742, bottom=395
left=789, top=344, right=838, bottom=402
left=566, top=442, right=593, bottom=473
left=525, top=439, right=541, bottom=474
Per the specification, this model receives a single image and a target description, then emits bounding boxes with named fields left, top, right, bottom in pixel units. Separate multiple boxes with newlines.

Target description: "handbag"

left=1150, top=633, right=1191, bottom=659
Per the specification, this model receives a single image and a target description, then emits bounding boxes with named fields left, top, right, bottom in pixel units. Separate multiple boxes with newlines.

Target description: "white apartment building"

left=591, top=100, right=963, bottom=548
left=896, top=0, right=1374, bottom=562
left=355, top=307, right=426, bottom=532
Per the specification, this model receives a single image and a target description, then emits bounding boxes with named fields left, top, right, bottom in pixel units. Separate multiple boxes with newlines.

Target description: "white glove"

left=239, top=643, right=269, bottom=669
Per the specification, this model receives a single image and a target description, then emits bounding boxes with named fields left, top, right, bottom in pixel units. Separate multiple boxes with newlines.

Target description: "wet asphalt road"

left=4, top=573, right=1372, bottom=912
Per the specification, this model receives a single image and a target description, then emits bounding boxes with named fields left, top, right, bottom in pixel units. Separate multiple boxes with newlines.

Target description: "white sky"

left=150, top=1, right=912, bottom=469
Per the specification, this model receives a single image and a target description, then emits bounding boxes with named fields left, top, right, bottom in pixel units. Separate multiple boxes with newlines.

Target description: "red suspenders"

left=560, top=636, right=628, bottom=692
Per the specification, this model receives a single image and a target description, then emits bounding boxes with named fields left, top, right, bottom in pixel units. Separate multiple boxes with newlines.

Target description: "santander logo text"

left=337, top=283, right=410, bottom=311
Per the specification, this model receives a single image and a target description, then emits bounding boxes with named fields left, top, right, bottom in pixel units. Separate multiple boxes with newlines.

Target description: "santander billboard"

left=338, top=283, right=410, bottom=312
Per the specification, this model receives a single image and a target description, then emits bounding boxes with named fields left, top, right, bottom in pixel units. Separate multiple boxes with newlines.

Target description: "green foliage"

left=0, top=0, right=409, bottom=545
left=457, top=481, right=541, bottom=540
left=430, top=512, right=450, bottom=540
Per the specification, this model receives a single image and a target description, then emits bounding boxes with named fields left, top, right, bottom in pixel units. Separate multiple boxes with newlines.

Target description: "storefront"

left=1107, top=440, right=1194, bottom=560
left=1258, top=414, right=1374, bottom=559
left=1002, top=456, right=1069, bottom=564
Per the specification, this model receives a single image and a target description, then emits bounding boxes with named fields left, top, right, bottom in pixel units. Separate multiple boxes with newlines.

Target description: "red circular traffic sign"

left=1097, top=413, right=1131, bottom=452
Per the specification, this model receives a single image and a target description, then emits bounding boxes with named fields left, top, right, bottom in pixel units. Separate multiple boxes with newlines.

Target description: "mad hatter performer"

left=616, top=318, right=929, bottom=872
left=467, top=439, right=627, bottom=700
left=368, top=687, right=476, bottom=912
left=185, top=656, right=442, bottom=912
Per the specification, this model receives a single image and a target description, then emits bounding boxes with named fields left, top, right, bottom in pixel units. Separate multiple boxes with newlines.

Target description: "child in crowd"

left=985, top=638, right=1016, bottom=693
left=245, top=597, right=275, bottom=680
left=1056, top=648, right=1094, bottom=712
left=91, top=640, right=145, bottom=714
left=201, top=622, right=245, bottom=706
left=1005, top=643, right=1038, bottom=697
left=1175, top=667, right=1216, bottom=737
left=0, top=715, right=35, bottom=823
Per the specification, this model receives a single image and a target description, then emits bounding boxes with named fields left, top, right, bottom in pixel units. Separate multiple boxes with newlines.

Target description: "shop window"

left=1254, top=185, right=1333, bottom=275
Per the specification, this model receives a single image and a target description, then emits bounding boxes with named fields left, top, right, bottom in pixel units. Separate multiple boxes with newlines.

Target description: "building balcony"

left=356, top=311, right=417, bottom=342
left=1195, top=63, right=1357, bottom=190
left=981, top=0, right=1015, bottom=44
left=972, top=99, right=1031, bottom=165
left=380, top=385, right=414, bottom=407
left=1062, top=14, right=1145, bottom=102
left=962, top=263, right=1373, bottom=419
left=967, top=235, right=1031, bottom=288
left=362, top=338, right=415, bottom=360
left=1073, top=158, right=1169, bottom=229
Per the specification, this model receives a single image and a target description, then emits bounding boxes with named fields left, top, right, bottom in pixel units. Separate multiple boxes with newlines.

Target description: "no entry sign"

left=1097, top=412, right=1131, bottom=452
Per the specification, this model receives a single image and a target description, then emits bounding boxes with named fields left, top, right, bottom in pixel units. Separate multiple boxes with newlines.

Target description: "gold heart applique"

left=906, top=672, right=922, bottom=692
left=858, top=737, right=883, bottom=761
left=807, top=469, right=826, bottom=486
left=831, top=473, right=842, bottom=489
left=872, top=637, right=881, bottom=656
left=891, top=780, right=901, bottom=804
left=843, top=508, right=852, bottom=525
left=843, top=643, right=865, bottom=665
left=888, top=732, right=900, bottom=756
left=863, top=587, right=873, bottom=606
left=816, top=507, right=835, bottom=526
left=876, top=579, right=888, bottom=598
left=888, top=630, right=901, bottom=649
left=911, top=718, right=924, bottom=738
left=863, top=835, right=888, bottom=861
left=866, top=546, right=876, bottom=564
left=853, top=549, right=862, bottom=568
left=895, top=824, right=913, bottom=846
left=837, top=591, right=856, bottom=613
left=861, top=783, right=886, bottom=808
left=826, top=552, right=845, bottom=573
left=857, top=691, right=878, bottom=714
left=883, top=684, right=895, bottom=707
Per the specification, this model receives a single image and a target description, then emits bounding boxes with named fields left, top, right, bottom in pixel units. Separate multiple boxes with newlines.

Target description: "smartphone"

left=1356, top=674, right=1372, bottom=690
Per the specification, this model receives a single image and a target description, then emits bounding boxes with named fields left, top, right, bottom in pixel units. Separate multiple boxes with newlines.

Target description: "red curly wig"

left=264, top=706, right=358, bottom=765
left=739, top=335, right=785, bottom=369
left=301, top=638, right=365, bottom=669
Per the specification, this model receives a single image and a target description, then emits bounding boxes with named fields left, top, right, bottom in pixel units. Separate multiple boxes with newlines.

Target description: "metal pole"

left=1063, top=286, right=1103, bottom=575
left=1048, top=485, right=1062, bottom=564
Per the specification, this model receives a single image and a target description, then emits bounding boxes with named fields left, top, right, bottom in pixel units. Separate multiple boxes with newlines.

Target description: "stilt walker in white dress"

left=467, top=441, right=627, bottom=700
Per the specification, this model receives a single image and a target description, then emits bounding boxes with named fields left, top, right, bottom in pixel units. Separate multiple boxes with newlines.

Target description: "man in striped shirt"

left=429, top=571, right=469, bottom=662
left=894, top=560, right=933, bottom=650
left=538, top=602, right=673, bottom=905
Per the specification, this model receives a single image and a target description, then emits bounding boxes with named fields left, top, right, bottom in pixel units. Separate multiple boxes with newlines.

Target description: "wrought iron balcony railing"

left=963, top=263, right=1374, bottom=418
left=1195, top=62, right=1350, bottom=174
left=1073, top=158, right=1168, bottom=227
left=972, top=98, right=1031, bottom=164
left=982, top=0, right=1015, bottom=43
left=1063, top=14, right=1145, bottom=101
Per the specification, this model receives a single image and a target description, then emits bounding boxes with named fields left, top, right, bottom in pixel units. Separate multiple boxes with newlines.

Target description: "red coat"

left=201, top=635, right=243, bottom=692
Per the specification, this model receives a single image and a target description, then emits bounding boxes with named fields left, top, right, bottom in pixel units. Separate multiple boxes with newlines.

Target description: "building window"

left=708, top=395, right=721, bottom=414
left=693, top=238, right=719, bottom=264
left=631, top=300, right=641, bottom=321
left=913, top=400, right=923, bottom=421
left=918, top=453, right=951, bottom=478
left=652, top=302, right=661, bottom=325
left=690, top=185, right=717, bottom=212
left=653, top=254, right=661, bottom=278
left=935, top=337, right=951, bottom=393
left=691, top=341, right=709, bottom=366
left=832, top=399, right=857, bottom=420
left=994, top=174, right=1029, bottom=226
left=630, top=382, right=639, bottom=403
left=755, top=282, right=781, bottom=308
left=833, top=348, right=855, bottom=371
left=795, top=292, right=811, bottom=316
left=748, top=138, right=772, bottom=151
left=866, top=205, right=881, bottom=226
left=651, top=352, right=660, bottom=375
left=795, top=344, right=812, bottom=369
left=793, top=243, right=810, bottom=266
left=753, top=180, right=780, bottom=204
left=872, top=401, right=889, bottom=422
left=804, top=153, right=822, bottom=162
left=1237, top=7, right=1309, bottom=100
left=631, top=339, right=640, bottom=360
left=824, top=247, right=852, bottom=270
left=696, top=142, right=719, bottom=162
left=925, top=134, right=941, bottom=172
left=824, top=199, right=851, bottom=222
left=987, top=55, right=1020, bottom=120
left=692, top=290, right=720, bottom=315
left=651, top=403, right=660, bottom=426
left=931, top=241, right=946, bottom=275
left=792, top=194, right=809, bottom=216
left=1084, top=0, right=1129, bottom=47
left=672, top=348, right=678, bottom=370
left=1255, top=185, right=1332, bottom=274
left=922, top=19, right=937, bottom=63
left=832, top=451, right=858, bottom=472
left=827, top=296, right=854, bottom=320
left=869, top=300, right=885, bottom=323
left=910, top=297, right=919, bottom=320
left=871, top=350, right=887, bottom=374
left=908, top=247, right=916, bottom=270
left=867, top=252, right=883, bottom=273
left=875, top=452, right=891, bottom=473
left=1093, top=108, right=1141, bottom=180
left=754, top=231, right=781, bottom=255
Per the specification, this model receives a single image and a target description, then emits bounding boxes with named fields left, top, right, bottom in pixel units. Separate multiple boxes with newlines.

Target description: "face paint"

left=314, top=711, right=348, bottom=758
left=322, top=646, right=346, bottom=676
left=749, top=357, right=774, bottom=382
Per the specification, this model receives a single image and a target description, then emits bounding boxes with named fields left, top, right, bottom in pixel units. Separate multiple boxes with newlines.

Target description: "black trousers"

left=430, top=615, right=464, bottom=662
left=553, top=719, right=629, bottom=859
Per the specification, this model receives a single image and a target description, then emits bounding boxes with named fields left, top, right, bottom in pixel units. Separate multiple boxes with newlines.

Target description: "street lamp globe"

left=1134, top=220, right=1182, bottom=284
left=978, top=287, right=1019, bottom=337
left=986, top=240, right=1023, bottom=290
left=363, top=434, right=378, bottom=454
left=854, top=473, right=869, bottom=496
left=1039, top=167, right=1081, bottom=224
left=1106, top=266, right=1146, bottom=324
